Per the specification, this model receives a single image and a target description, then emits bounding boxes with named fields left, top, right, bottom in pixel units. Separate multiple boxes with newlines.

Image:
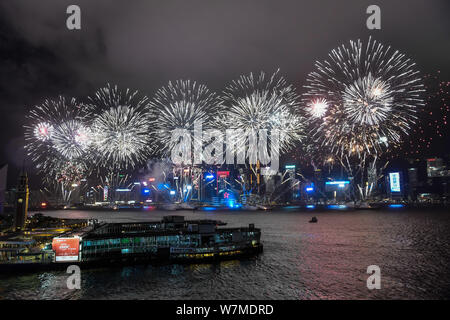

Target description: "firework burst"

left=88, top=84, right=153, bottom=170
left=220, top=70, right=305, bottom=153
left=303, top=37, right=425, bottom=160
left=308, top=98, right=329, bottom=118
left=52, top=120, right=91, bottom=159
left=24, top=96, right=89, bottom=172
left=46, top=158, right=88, bottom=187
left=150, top=80, right=220, bottom=155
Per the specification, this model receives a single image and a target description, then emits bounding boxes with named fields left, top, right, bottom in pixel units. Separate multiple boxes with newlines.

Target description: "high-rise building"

left=427, top=158, right=450, bottom=177
left=14, top=172, right=29, bottom=232
left=285, top=165, right=299, bottom=201
left=407, top=167, right=419, bottom=200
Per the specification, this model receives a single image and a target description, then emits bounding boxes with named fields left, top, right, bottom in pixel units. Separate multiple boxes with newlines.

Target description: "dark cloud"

left=2, top=0, right=449, bottom=89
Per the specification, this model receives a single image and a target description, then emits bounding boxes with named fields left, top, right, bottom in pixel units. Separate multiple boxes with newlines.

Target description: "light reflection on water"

left=1, top=208, right=450, bottom=299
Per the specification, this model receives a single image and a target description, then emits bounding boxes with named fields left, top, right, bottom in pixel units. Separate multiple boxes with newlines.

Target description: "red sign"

left=217, top=171, right=230, bottom=178
left=52, top=237, right=80, bottom=262
left=148, top=177, right=156, bottom=182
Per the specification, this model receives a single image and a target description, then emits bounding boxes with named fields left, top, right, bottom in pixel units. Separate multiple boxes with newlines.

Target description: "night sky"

left=1, top=0, right=449, bottom=185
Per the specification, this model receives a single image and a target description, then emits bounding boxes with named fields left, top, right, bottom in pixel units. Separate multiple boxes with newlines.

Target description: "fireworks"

left=23, top=39, right=429, bottom=200
left=220, top=70, right=305, bottom=153
left=342, top=74, right=393, bottom=126
left=88, top=84, right=153, bottom=170
left=49, top=159, right=88, bottom=186
left=51, top=120, right=91, bottom=159
left=403, top=72, right=449, bottom=157
left=308, top=98, right=329, bottom=118
left=150, top=80, right=220, bottom=155
left=34, top=122, right=53, bottom=141
left=304, top=37, right=425, bottom=159
left=24, top=96, right=89, bottom=172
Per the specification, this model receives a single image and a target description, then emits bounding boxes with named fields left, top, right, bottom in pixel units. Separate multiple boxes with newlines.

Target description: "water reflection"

left=1, top=208, right=449, bottom=299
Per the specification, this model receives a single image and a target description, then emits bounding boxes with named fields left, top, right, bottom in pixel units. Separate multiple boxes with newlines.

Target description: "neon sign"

left=389, top=172, right=401, bottom=193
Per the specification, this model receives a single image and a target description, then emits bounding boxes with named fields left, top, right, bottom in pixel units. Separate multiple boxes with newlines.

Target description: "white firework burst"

left=308, top=98, right=329, bottom=118
left=52, top=120, right=92, bottom=159
left=34, top=122, right=53, bottom=141
left=220, top=70, right=305, bottom=153
left=150, top=80, right=220, bottom=155
left=304, top=37, right=425, bottom=159
left=342, top=74, right=393, bottom=125
left=88, top=84, right=152, bottom=169
left=24, top=96, right=89, bottom=172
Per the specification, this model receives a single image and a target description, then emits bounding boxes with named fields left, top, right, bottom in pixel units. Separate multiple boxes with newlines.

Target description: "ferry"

left=0, top=216, right=262, bottom=271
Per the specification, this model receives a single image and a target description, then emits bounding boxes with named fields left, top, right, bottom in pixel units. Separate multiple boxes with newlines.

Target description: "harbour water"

left=1, top=207, right=450, bottom=300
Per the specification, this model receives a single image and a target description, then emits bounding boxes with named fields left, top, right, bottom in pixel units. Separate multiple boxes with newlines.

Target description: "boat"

left=177, top=203, right=198, bottom=210
left=309, top=217, right=318, bottom=223
left=0, top=216, right=262, bottom=271
left=160, top=204, right=178, bottom=211
left=355, top=201, right=382, bottom=210
left=241, top=205, right=258, bottom=211
left=344, top=201, right=356, bottom=209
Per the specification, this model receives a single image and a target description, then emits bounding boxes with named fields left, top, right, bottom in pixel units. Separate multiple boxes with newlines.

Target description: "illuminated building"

left=407, top=167, right=419, bottom=201
left=285, top=165, right=300, bottom=201
left=425, top=157, right=450, bottom=198
left=0, top=237, right=35, bottom=261
left=51, top=216, right=262, bottom=264
left=14, top=172, right=29, bottom=232
left=325, top=180, right=350, bottom=202
left=427, top=158, right=450, bottom=177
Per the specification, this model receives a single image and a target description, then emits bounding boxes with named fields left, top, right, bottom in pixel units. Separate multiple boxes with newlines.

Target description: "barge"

left=0, top=216, right=262, bottom=271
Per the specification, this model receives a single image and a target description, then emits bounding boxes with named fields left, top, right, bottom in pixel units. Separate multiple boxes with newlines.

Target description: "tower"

left=14, top=172, right=29, bottom=232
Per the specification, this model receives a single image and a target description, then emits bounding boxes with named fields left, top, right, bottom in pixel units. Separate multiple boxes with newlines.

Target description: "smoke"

left=142, top=158, right=173, bottom=183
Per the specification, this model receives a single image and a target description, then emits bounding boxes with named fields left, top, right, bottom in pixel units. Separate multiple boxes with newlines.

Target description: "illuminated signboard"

left=217, top=171, right=230, bottom=178
left=103, top=186, right=108, bottom=201
left=389, top=172, right=401, bottom=193
left=52, top=237, right=80, bottom=262
left=305, top=182, right=315, bottom=192
left=205, top=173, right=214, bottom=180
left=325, top=180, right=350, bottom=191
left=325, top=181, right=350, bottom=186
left=285, top=165, right=296, bottom=170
